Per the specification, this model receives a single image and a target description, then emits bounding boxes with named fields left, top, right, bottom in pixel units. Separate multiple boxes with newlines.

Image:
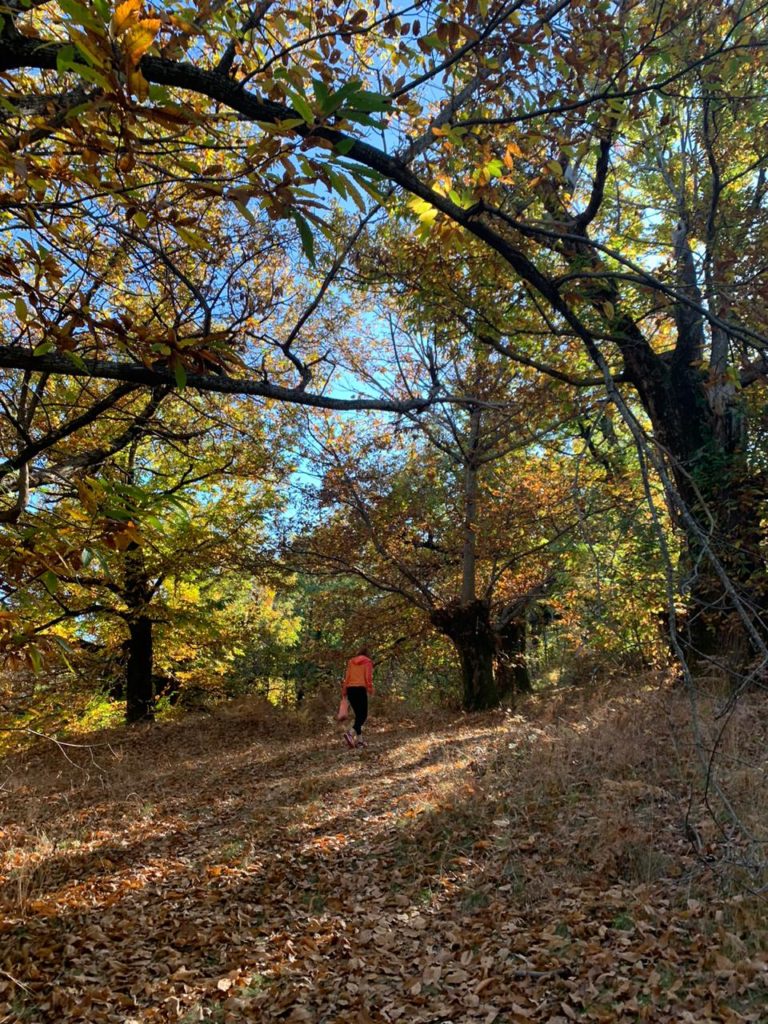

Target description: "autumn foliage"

left=1, top=1, right=768, bottom=1019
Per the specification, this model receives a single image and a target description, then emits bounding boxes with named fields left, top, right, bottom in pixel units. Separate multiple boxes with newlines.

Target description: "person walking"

left=342, top=646, right=373, bottom=749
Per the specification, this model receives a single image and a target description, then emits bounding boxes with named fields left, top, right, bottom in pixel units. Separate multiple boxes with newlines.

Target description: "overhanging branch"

left=0, top=346, right=436, bottom=413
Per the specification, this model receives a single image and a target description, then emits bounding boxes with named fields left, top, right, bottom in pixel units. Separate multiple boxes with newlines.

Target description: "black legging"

left=345, top=687, right=368, bottom=735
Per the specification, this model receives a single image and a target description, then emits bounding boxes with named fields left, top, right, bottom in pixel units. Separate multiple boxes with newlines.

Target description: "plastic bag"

left=336, top=697, right=350, bottom=722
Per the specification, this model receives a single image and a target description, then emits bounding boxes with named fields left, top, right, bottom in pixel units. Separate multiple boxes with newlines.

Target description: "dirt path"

left=1, top=698, right=766, bottom=1022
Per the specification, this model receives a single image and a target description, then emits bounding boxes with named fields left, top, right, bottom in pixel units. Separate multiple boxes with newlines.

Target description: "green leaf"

left=147, top=84, right=172, bottom=104
left=173, top=360, right=187, bottom=389
left=176, top=156, right=201, bottom=173
left=292, top=210, right=316, bottom=264
left=419, top=32, right=448, bottom=50
left=176, top=226, right=209, bottom=250
left=342, top=176, right=367, bottom=213
left=56, top=44, right=77, bottom=74
left=42, top=570, right=58, bottom=595
left=326, top=169, right=349, bottom=199
left=59, top=0, right=102, bottom=30
left=320, top=79, right=365, bottom=116
left=70, top=59, right=112, bottom=90
left=15, top=296, right=28, bottom=321
left=352, top=174, right=384, bottom=203
left=28, top=646, right=42, bottom=674
left=334, top=137, right=356, bottom=156
left=342, top=90, right=390, bottom=113
left=66, top=351, right=89, bottom=372
left=337, top=161, right=382, bottom=182
left=49, top=633, right=75, bottom=672
left=235, top=200, right=256, bottom=226
left=285, top=89, right=315, bottom=125
left=408, top=196, right=438, bottom=228
left=312, top=77, right=331, bottom=113
left=275, top=117, right=306, bottom=130
left=341, top=110, right=387, bottom=129
left=33, top=339, right=55, bottom=356
left=50, top=634, right=73, bottom=654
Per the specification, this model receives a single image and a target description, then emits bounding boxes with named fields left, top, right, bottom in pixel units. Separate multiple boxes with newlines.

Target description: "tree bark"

left=431, top=600, right=499, bottom=711
left=620, top=332, right=765, bottom=672
left=125, top=614, right=154, bottom=723
left=124, top=542, right=155, bottom=722
left=460, top=406, right=482, bottom=605
left=677, top=470, right=765, bottom=671
left=494, top=619, right=532, bottom=697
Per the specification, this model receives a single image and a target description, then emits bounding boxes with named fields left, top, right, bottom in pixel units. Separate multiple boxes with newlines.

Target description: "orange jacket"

left=343, top=655, right=373, bottom=695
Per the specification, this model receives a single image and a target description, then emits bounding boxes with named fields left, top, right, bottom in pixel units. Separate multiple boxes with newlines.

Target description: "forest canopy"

left=0, top=0, right=767, bottom=723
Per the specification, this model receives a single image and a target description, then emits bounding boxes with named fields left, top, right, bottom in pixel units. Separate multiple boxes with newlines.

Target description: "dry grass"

left=1, top=677, right=767, bottom=1022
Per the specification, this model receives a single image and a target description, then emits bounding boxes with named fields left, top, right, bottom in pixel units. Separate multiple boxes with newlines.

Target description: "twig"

left=0, top=727, right=121, bottom=777
left=0, top=967, right=32, bottom=994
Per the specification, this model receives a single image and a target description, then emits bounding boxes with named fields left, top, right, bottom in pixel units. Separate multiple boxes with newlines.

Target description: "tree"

left=290, top=336, right=590, bottom=709
left=0, top=387, right=290, bottom=720
left=3, top=1, right=768, bottom=670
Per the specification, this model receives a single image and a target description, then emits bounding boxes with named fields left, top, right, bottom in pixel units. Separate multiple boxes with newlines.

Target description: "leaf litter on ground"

left=1, top=680, right=767, bottom=1022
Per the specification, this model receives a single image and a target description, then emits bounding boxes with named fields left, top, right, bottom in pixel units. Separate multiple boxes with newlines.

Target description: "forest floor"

left=1, top=679, right=767, bottom=1024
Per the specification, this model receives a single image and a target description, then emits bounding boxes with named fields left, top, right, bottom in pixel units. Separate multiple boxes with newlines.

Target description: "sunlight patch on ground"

left=1, top=690, right=767, bottom=1023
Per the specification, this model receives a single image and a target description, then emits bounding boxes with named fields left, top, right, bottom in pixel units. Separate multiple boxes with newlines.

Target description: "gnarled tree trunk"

left=625, top=348, right=765, bottom=672
left=432, top=599, right=499, bottom=711
left=494, top=618, right=532, bottom=697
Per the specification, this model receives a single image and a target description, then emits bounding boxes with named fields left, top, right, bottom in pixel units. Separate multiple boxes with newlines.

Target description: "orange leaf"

left=122, top=19, right=161, bottom=65
left=110, top=0, right=141, bottom=37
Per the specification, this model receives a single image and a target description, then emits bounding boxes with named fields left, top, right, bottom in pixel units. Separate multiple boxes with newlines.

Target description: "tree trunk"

left=460, top=406, right=482, bottom=605
left=494, top=619, right=532, bottom=697
left=124, top=542, right=155, bottom=722
left=677, top=473, right=765, bottom=672
left=669, top=391, right=761, bottom=672
left=126, top=614, right=154, bottom=723
left=431, top=599, right=499, bottom=711
left=621, top=339, right=765, bottom=673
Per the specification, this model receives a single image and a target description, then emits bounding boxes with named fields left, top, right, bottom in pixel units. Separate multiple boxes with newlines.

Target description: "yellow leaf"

left=126, top=65, right=150, bottom=101
left=408, top=196, right=438, bottom=227
left=122, top=19, right=161, bottom=65
left=110, top=0, right=141, bottom=37
left=176, top=225, right=210, bottom=250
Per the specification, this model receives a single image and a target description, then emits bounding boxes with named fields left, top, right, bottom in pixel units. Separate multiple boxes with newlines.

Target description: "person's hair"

left=356, top=645, right=370, bottom=658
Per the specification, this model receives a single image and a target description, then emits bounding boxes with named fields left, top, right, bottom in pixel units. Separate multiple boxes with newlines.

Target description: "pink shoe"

left=344, top=731, right=357, bottom=748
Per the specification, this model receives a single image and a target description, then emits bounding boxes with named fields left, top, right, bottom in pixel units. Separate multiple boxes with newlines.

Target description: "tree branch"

left=0, top=346, right=437, bottom=413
